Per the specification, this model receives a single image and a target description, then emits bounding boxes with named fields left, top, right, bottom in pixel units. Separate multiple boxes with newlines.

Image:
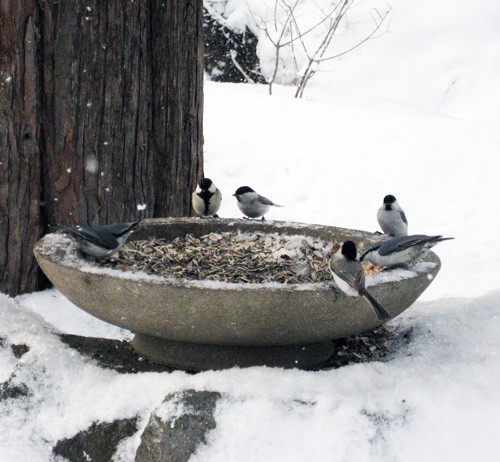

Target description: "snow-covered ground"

left=2, top=0, right=500, bottom=460
left=2, top=289, right=500, bottom=461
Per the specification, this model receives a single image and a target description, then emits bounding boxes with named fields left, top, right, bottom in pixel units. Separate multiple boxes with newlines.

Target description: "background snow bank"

left=219, top=0, right=500, bottom=125
left=314, top=0, right=500, bottom=125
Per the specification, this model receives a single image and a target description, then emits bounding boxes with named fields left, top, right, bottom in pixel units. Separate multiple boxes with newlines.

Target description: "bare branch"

left=243, top=0, right=391, bottom=96
left=315, top=8, right=390, bottom=63
left=293, top=0, right=351, bottom=97
left=280, top=0, right=344, bottom=47
left=229, top=50, right=256, bottom=83
left=294, top=3, right=390, bottom=98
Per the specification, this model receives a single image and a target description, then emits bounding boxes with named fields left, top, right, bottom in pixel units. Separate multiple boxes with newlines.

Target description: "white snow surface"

left=2, top=0, right=500, bottom=460
left=1, top=290, right=500, bottom=461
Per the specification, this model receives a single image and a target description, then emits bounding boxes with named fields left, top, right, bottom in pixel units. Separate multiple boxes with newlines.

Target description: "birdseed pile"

left=107, top=231, right=337, bottom=284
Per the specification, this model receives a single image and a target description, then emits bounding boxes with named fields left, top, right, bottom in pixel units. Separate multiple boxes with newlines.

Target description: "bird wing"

left=376, top=235, right=428, bottom=256
left=95, top=221, right=139, bottom=237
left=360, top=242, right=382, bottom=261
left=330, top=259, right=365, bottom=293
left=58, top=225, right=118, bottom=250
left=256, top=194, right=283, bottom=207
left=377, top=234, right=452, bottom=256
left=351, top=264, right=366, bottom=293
left=257, top=195, right=275, bottom=206
left=401, top=211, right=408, bottom=225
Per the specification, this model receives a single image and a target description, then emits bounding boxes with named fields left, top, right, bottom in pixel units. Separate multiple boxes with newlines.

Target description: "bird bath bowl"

left=34, top=218, right=441, bottom=371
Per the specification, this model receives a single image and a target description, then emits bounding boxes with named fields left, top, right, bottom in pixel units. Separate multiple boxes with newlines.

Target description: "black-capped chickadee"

left=360, top=234, right=454, bottom=268
left=233, top=186, right=283, bottom=220
left=192, top=178, right=222, bottom=218
left=377, top=194, right=408, bottom=236
left=57, top=221, right=140, bottom=259
left=329, top=241, right=391, bottom=321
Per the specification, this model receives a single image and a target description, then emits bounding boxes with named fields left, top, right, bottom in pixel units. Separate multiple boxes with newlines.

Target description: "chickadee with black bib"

left=57, top=221, right=140, bottom=260
left=377, top=194, right=408, bottom=237
left=192, top=178, right=222, bottom=218
left=329, top=240, right=391, bottom=321
left=361, top=234, right=454, bottom=268
left=233, top=186, right=283, bottom=220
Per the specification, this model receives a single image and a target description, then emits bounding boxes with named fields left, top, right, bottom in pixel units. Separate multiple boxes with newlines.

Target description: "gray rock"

left=53, top=418, right=138, bottom=462
left=135, top=390, right=221, bottom=462
left=0, top=379, right=29, bottom=401
left=11, top=343, right=30, bottom=358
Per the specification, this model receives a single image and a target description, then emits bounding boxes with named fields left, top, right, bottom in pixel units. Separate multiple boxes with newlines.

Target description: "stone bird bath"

left=34, top=218, right=441, bottom=371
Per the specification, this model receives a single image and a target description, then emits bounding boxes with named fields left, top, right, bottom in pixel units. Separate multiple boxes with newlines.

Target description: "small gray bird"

left=233, top=186, right=283, bottom=220
left=57, top=221, right=140, bottom=260
left=360, top=234, right=454, bottom=268
left=192, top=178, right=222, bottom=217
left=329, top=240, right=391, bottom=321
left=377, top=194, right=408, bottom=236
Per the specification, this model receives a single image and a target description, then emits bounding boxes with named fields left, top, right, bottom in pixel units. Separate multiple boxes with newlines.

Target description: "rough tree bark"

left=0, top=0, right=204, bottom=296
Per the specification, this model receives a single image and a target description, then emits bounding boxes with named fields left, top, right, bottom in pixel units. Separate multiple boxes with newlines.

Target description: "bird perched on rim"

left=56, top=221, right=140, bottom=260
left=233, top=186, right=283, bottom=220
left=329, top=240, right=391, bottom=321
left=360, top=234, right=454, bottom=268
left=377, top=194, right=408, bottom=236
left=192, top=178, right=222, bottom=218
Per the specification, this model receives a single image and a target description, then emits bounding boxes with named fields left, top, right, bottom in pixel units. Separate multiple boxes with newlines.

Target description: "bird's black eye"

left=234, top=186, right=254, bottom=195
left=199, top=178, right=213, bottom=190
left=341, top=241, right=358, bottom=260
left=383, top=194, right=396, bottom=204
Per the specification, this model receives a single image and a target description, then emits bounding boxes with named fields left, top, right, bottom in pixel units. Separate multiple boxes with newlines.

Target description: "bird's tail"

left=433, top=236, right=454, bottom=243
left=52, top=224, right=75, bottom=235
left=361, top=290, right=391, bottom=321
left=424, top=235, right=454, bottom=250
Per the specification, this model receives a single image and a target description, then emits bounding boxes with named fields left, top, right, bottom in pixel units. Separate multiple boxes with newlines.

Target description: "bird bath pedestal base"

left=131, top=334, right=336, bottom=371
left=34, top=218, right=441, bottom=371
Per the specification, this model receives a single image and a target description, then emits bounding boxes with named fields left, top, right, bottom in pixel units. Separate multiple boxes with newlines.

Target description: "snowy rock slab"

left=53, top=418, right=138, bottom=462
left=135, top=390, right=220, bottom=462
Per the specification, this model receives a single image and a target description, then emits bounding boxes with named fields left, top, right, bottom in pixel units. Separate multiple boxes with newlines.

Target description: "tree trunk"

left=0, top=0, right=204, bottom=296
